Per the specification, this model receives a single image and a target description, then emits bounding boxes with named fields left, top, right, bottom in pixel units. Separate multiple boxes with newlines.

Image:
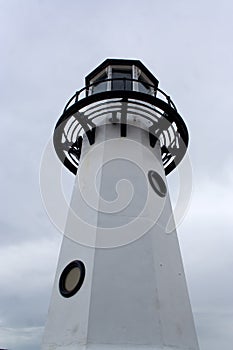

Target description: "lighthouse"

left=42, top=59, right=199, bottom=350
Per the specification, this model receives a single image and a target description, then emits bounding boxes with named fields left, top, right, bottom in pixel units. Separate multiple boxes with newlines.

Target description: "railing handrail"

left=63, top=78, right=177, bottom=113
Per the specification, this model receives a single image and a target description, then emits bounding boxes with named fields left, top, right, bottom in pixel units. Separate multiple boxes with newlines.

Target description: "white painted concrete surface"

left=42, top=122, right=199, bottom=350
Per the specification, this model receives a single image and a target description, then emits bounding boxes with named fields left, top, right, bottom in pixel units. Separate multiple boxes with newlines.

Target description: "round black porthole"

left=59, top=260, right=85, bottom=298
left=148, top=170, right=167, bottom=198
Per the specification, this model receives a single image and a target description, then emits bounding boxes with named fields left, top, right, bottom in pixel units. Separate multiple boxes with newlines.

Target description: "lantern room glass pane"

left=112, top=69, right=132, bottom=90
left=138, top=75, right=153, bottom=95
left=92, top=72, right=108, bottom=94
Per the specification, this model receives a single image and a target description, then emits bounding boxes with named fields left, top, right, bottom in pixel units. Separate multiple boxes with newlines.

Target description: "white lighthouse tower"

left=42, top=59, right=199, bottom=350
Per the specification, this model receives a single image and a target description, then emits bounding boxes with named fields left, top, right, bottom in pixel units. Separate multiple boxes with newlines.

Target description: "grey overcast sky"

left=0, top=0, right=233, bottom=349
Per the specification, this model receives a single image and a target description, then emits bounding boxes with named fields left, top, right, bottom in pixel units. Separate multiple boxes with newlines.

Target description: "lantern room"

left=85, top=58, right=159, bottom=96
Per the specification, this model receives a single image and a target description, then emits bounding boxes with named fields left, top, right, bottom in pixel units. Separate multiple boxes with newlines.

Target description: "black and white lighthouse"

left=42, top=59, right=199, bottom=350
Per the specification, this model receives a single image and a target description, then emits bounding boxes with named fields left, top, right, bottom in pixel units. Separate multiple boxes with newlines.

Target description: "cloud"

left=0, top=238, right=61, bottom=330
left=0, top=326, right=43, bottom=350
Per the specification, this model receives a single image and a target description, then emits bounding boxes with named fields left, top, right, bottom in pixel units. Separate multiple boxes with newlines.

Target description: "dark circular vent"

left=59, top=260, right=85, bottom=298
left=148, top=170, right=167, bottom=197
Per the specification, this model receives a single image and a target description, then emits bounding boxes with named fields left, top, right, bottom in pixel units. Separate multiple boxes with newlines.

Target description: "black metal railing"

left=63, top=78, right=177, bottom=113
